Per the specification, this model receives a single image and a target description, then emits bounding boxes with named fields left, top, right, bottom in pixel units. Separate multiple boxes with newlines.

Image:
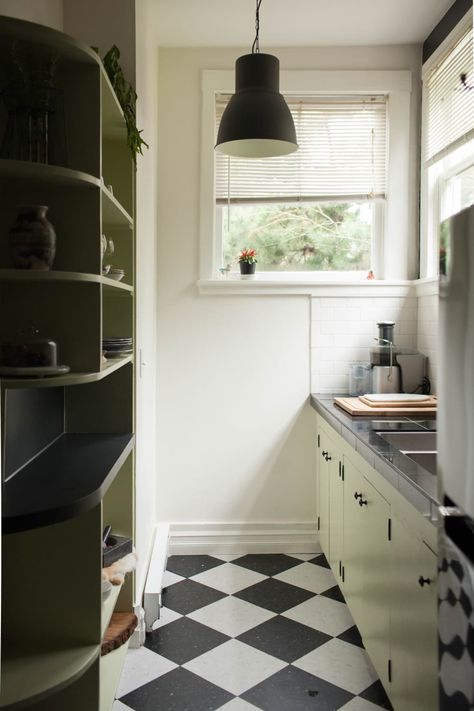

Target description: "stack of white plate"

left=102, top=337, right=133, bottom=359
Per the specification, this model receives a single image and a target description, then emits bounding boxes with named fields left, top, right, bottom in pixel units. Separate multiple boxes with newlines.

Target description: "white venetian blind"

left=215, top=94, right=387, bottom=204
left=424, top=27, right=474, bottom=165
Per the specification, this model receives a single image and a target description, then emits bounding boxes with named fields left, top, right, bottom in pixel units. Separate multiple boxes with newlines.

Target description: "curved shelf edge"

left=0, top=644, right=99, bottom=710
left=0, top=270, right=134, bottom=292
left=3, top=433, right=135, bottom=534
left=1, top=355, right=133, bottom=390
left=0, top=159, right=100, bottom=188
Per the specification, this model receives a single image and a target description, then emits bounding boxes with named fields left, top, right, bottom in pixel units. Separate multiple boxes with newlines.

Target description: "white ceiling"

left=151, top=0, right=455, bottom=47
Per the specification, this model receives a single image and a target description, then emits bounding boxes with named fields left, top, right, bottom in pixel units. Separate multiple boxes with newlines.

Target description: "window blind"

left=424, top=27, right=474, bottom=165
left=215, top=95, right=387, bottom=204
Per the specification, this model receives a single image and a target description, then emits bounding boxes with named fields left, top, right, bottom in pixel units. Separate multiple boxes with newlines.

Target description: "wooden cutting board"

left=359, top=395, right=436, bottom=408
left=334, top=396, right=437, bottom=417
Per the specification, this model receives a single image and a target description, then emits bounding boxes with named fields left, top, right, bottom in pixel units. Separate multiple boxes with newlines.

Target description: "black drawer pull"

left=322, top=451, right=328, bottom=457
left=354, top=492, right=362, bottom=500
left=359, top=498, right=368, bottom=507
left=418, top=576, right=431, bottom=587
left=325, top=454, right=332, bottom=461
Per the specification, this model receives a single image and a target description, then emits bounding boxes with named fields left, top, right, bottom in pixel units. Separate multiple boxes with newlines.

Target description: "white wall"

left=156, top=44, right=420, bottom=529
left=0, top=0, right=63, bottom=29
left=133, top=0, right=159, bottom=600
left=63, top=0, right=135, bottom=83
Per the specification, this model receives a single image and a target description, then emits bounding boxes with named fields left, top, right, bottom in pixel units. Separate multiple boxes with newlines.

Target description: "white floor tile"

left=190, top=562, right=266, bottom=594
left=116, top=647, right=177, bottom=697
left=293, top=638, right=378, bottom=695
left=183, top=639, right=287, bottom=696
left=113, top=702, right=134, bottom=711
left=214, top=554, right=244, bottom=561
left=290, top=552, right=322, bottom=561
left=273, top=562, right=336, bottom=593
left=151, top=605, right=182, bottom=630
left=188, top=595, right=274, bottom=637
left=218, top=699, right=261, bottom=710
left=338, top=697, right=386, bottom=711
left=162, top=570, right=185, bottom=587
left=283, top=595, right=354, bottom=636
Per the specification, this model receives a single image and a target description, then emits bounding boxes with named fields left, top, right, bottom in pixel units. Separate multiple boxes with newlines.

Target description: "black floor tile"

left=320, top=585, right=346, bottom=603
left=359, top=680, right=394, bottom=710
left=234, top=578, right=315, bottom=614
left=241, top=665, right=354, bottom=711
left=337, top=624, right=364, bottom=649
left=119, top=667, right=233, bottom=711
left=145, top=616, right=229, bottom=664
left=162, top=578, right=227, bottom=615
left=166, top=554, right=224, bottom=578
left=237, top=615, right=332, bottom=663
left=232, top=553, right=302, bottom=577
left=308, top=553, right=330, bottom=569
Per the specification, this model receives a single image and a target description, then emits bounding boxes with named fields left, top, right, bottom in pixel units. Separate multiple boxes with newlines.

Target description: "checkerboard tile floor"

left=114, top=553, right=393, bottom=711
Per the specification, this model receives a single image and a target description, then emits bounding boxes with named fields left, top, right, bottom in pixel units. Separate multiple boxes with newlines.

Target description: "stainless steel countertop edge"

left=310, top=394, right=439, bottom=525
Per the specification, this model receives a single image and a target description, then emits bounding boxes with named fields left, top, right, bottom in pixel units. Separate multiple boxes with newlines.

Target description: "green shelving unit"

left=0, top=15, right=136, bottom=711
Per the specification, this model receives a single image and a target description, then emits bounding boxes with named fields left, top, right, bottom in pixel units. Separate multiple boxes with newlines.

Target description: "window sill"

left=197, top=275, right=419, bottom=297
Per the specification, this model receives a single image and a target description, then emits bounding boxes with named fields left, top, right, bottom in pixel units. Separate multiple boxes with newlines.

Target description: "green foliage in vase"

left=223, top=202, right=372, bottom=271
left=103, top=45, right=148, bottom=162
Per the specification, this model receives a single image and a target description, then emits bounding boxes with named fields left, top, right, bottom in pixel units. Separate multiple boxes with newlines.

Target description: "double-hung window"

left=215, top=94, right=387, bottom=275
left=421, top=14, right=474, bottom=276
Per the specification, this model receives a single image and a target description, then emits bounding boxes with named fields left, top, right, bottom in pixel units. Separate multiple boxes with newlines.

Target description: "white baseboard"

left=169, top=522, right=319, bottom=555
left=143, top=522, right=170, bottom=632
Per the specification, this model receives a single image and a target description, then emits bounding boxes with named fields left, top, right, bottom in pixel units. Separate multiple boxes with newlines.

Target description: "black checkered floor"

left=114, top=553, right=393, bottom=711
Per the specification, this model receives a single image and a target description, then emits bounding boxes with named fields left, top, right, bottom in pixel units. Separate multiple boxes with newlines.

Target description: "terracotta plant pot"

left=9, top=205, right=56, bottom=270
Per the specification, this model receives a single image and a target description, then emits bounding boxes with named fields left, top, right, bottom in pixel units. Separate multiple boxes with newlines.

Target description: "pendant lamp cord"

left=251, top=0, right=263, bottom=54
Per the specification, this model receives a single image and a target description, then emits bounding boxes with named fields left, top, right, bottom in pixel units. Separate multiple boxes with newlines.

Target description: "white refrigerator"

left=438, top=204, right=474, bottom=709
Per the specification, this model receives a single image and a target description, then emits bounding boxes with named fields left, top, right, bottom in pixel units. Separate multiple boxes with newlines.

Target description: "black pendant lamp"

left=215, top=0, right=298, bottom=159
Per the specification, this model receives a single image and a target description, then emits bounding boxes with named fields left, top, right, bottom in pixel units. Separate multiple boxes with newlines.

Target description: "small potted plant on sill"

left=238, top=248, right=257, bottom=278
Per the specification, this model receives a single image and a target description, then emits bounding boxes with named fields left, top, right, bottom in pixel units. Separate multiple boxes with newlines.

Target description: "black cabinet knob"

left=354, top=492, right=362, bottom=500
left=322, top=451, right=328, bottom=457
left=359, top=498, right=368, bottom=507
left=418, top=576, right=431, bottom=587
left=325, top=455, right=332, bottom=461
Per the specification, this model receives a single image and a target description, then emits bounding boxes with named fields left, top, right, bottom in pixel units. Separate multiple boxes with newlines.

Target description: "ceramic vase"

left=9, top=205, right=56, bottom=270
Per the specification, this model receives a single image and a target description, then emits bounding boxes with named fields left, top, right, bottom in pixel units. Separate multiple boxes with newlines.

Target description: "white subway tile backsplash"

left=311, top=292, right=438, bottom=394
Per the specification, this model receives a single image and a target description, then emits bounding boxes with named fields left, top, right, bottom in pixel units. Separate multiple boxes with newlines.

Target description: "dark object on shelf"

left=101, top=612, right=137, bottom=656
left=103, top=533, right=133, bottom=568
left=0, top=327, right=57, bottom=367
left=9, top=205, right=56, bottom=270
left=240, top=261, right=256, bottom=276
left=103, top=44, right=148, bottom=162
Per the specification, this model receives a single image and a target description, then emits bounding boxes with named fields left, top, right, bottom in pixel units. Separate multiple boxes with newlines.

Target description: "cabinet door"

left=329, top=455, right=344, bottom=579
left=391, top=517, right=438, bottom=711
left=343, top=458, right=391, bottom=688
left=317, top=429, right=330, bottom=557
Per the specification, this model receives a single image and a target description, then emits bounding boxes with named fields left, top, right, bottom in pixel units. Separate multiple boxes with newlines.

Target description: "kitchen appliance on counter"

left=367, top=321, right=426, bottom=394
left=438, top=204, right=474, bottom=710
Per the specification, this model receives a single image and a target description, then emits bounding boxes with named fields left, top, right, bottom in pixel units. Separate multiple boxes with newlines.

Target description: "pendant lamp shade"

left=215, top=53, right=298, bottom=158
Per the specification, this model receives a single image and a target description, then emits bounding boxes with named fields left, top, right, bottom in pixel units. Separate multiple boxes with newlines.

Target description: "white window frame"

left=420, top=9, right=473, bottom=279
left=200, top=69, right=412, bottom=286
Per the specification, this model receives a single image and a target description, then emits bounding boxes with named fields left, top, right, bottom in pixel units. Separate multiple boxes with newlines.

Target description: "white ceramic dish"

left=107, top=272, right=125, bottom=282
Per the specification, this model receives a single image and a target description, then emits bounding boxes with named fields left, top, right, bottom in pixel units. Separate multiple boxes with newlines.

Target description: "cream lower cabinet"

left=316, top=427, right=343, bottom=581
left=343, top=457, right=391, bottom=689
left=315, top=414, right=438, bottom=710
left=390, top=517, right=438, bottom=711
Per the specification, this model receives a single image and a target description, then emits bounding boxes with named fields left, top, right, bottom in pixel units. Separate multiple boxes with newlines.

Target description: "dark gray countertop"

left=310, top=394, right=439, bottom=523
